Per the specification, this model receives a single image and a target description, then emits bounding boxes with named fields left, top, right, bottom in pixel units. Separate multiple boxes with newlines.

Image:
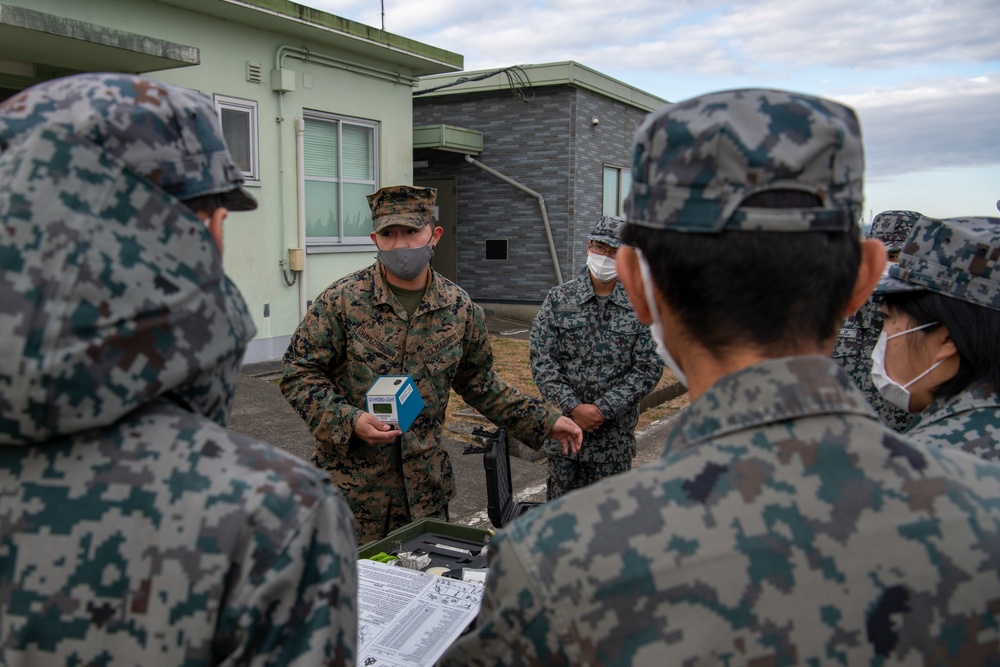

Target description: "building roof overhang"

left=414, top=61, right=667, bottom=112
left=413, top=124, right=483, bottom=155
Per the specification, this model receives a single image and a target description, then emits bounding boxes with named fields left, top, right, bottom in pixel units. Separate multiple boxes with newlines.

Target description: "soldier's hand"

left=353, top=412, right=403, bottom=444
left=549, top=416, right=583, bottom=455
left=570, top=403, right=605, bottom=433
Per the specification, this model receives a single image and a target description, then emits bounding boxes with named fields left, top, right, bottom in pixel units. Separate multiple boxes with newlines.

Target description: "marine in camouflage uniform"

left=440, top=90, right=1000, bottom=665
left=0, top=74, right=357, bottom=666
left=530, top=215, right=663, bottom=499
left=875, top=214, right=1000, bottom=460
left=832, top=211, right=918, bottom=432
left=281, top=186, right=568, bottom=545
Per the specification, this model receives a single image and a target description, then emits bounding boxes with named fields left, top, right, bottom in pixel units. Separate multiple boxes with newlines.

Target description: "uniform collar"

left=908, top=381, right=1000, bottom=430
left=372, top=263, right=450, bottom=316
left=666, top=356, right=879, bottom=454
left=570, top=272, right=632, bottom=309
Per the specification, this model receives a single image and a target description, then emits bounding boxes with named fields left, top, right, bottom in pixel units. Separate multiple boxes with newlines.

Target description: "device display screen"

left=372, top=403, right=394, bottom=415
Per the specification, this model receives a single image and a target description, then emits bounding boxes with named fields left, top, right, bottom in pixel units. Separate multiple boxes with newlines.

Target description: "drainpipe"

left=463, top=154, right=563, bottom=285
left=294, top=117, right=308, bottom=319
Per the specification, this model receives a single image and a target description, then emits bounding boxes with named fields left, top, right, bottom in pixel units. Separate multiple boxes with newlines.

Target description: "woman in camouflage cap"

left=873, top=214, right=1000, bottom=459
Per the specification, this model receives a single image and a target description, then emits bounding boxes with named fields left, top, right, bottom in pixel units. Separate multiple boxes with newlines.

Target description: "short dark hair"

left=882, top=291, right=1000, bottom=399
left=622, top=191, right=862, bottom=356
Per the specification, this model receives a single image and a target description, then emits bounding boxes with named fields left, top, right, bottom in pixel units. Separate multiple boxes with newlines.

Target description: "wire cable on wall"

left=414, top=66, right=534, bottom=102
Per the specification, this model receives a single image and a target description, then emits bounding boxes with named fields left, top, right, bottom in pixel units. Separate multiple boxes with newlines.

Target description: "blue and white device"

left=365, top=375, right=425, bottom=433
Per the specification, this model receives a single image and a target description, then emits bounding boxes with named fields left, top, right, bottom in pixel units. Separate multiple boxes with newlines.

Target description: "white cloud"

left=301, top=0, right=1000, bottom=198
left=839, top=73, right=1000, bottom=177
left=334, top=0, right=1000, bottom=76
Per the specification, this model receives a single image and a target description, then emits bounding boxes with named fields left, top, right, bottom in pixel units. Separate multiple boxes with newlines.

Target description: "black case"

left=357, top=518, right=491, bottom=572
left=481, top=427, right=540, bottom=528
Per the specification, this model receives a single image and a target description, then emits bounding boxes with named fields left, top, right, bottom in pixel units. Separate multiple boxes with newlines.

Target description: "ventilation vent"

left=246, top=62, right=263, bottom=83
left=485, top=239, right=508, bottom=260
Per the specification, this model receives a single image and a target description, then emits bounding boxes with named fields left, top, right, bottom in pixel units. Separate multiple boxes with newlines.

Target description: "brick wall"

left=414, top=86, right=653, bottom=303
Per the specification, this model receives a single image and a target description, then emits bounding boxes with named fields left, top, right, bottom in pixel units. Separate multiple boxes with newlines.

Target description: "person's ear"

left=430, top=226, right=444, bottom=246
left=206, top=207, right=228, bottom=254
left=617, top=246, right=653, bottom=325
left=843, top=238, right=887, bottom=315
left=929, top=326, right=959, bottom=364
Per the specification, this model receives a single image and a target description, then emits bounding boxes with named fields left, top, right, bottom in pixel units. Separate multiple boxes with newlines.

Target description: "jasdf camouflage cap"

left=875, top=215, right=1000, bottom=312
left=625, top=88, right=863, bottom=234
left=367, top=185, right=436, bottom=233
left=0, top=73, right=256, bottom=211
left=869, top=210, right=921, bottom=252
left=588, top=215, right=624, bottom=248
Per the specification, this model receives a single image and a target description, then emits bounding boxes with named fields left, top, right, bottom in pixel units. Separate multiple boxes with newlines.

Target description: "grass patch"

left=445, top=336, right=688, bottom=441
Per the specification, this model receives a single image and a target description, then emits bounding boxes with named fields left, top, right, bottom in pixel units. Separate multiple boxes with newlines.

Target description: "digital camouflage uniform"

left=875, top=214, right=1000, bottom=460
left=530, top=216, right=663, bottom=499
left=0, top=74, right=357, bottom=666
left=440, top=357, right=1000, bottom=666
left=833, top=211, right=918, bottom=432
left=440, top=90, right=1000, bottom=665
left=281, top=238, right=560, bottom=545
left=905, top=381, right=1000, bottom=459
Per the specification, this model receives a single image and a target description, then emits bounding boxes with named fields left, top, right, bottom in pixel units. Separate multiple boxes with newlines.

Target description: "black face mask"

left=377, top=244, right=434, bottom=281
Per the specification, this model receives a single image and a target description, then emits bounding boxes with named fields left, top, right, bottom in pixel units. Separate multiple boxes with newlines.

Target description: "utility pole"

left=381, top=0, right=385, bottom=30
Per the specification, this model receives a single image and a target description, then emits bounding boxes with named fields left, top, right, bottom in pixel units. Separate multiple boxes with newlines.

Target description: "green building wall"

left=1, top=0, right=462, bottom=362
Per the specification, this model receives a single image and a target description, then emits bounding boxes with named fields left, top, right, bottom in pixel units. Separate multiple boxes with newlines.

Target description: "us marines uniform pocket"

left=350, top=327, right=397, bottom=377
left=422, top=332, right=462, bottom=377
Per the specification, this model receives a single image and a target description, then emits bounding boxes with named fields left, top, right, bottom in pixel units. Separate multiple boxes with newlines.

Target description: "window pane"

left=619, top=170, right=632, bottom=216
left=343, top=182, right=375, bottom=237
left=603, top=167, right=619, bottom=217
left=220, top=108, right=252, bottom=173
left=304, top=118, right=338, bottom=178
left=305, top=180, right=339, bottom=237
left=342, top=124, right=373, bottom=180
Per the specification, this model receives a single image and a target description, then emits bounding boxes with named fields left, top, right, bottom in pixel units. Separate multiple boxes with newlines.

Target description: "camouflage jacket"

left=439, top=356, right=1000, bottom=666
left=0, top=125, right=357, bottom=665
left=530, top=273, right=663, bottom=462
left=281, top=265, right=560, bottom=542
left=904, top=381, right=1000, bottom=461
left=832, top=296, right=915, bottom=431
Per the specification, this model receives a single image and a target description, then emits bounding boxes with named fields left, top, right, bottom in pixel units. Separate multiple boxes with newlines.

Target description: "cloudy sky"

left=301, top=0, right=999, bottom=221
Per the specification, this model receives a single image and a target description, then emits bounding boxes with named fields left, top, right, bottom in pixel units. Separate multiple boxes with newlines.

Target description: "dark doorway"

left=416, top=177, right=458, bottom=283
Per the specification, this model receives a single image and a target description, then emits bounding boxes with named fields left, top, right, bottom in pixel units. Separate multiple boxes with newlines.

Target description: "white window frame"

left=303, top=110, right=379, bottom=249
left=603, top=164, right=631, bottom=218
left=213, top=94, right=259, bottom=185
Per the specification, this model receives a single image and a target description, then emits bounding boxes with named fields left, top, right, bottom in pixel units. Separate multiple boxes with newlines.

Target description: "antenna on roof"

left=381, top=0, right=385, bottom=30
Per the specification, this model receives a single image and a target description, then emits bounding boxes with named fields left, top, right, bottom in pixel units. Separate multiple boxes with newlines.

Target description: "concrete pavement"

left=228, top=315, right=684, bottom=531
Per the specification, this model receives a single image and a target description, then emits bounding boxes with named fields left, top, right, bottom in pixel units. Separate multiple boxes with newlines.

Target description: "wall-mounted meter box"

left=365, top=375, right=424, bottom=433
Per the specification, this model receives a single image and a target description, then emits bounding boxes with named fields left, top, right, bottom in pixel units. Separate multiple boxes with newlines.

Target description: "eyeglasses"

left=589, top=242, right=617, bottom=257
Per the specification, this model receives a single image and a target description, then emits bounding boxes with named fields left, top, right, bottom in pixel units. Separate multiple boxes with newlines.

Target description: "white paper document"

left=357, top=559, right=483, bottom=667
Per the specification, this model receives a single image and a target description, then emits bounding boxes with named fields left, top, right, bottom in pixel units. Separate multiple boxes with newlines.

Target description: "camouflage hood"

left=0, top=124, right=256, bottom=445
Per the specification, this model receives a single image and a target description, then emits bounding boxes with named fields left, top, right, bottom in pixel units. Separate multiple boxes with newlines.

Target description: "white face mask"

left=870, top=321, right=943, bottom=412
left=636, top=249, right=687, bottom=387
left=587, top=252, right=618, bottom=283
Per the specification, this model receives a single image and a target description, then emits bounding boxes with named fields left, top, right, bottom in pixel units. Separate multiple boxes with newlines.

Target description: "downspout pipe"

left=294, top=117, right=308, bottom=319
left=463, top=154, right=563, bottom=285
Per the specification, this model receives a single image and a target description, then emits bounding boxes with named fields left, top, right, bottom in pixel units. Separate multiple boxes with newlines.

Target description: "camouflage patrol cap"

left=367, top=185, right=436, bottom=233
left=0, top=73, right=256, bottom=211
left=869, top=210, right=920, bottom=252
left=875, top=215, right=1000, bottom=312
left=625, top=88, right=863, bottom=234
left=587, top=215, right=624, bottom=249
